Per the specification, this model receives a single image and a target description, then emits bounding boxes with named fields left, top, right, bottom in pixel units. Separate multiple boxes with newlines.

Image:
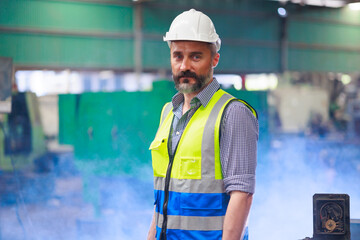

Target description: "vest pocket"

left=179, top=157, right=201, bottom=179
left=150, top=138, right=168, bottom=177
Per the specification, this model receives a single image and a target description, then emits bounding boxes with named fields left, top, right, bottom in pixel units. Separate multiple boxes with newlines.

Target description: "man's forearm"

left=222, top=191, right=253, bottom=240
left=147, top=207, right=156, bottom=240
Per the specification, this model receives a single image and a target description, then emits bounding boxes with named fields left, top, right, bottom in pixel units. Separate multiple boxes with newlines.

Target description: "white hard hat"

left=163, top=9, right=221, bottom=52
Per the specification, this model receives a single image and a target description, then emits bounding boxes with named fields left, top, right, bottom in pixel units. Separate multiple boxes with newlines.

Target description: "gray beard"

left=173, top=69, right=212, bottom=94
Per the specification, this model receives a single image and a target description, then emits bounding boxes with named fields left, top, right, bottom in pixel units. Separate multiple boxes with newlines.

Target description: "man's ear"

left=212, top=53, right=220, bottom=68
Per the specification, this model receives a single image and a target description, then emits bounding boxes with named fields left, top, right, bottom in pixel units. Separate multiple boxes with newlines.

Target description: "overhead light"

left=348, top=2, right=360, bottom=10
left=305, top=0, right=346, bottom=7
left=278, top=7, right=288, bottom=17
left=325, top=0, right=347, bottom=8
left=270, top=0, right=348, bottom=8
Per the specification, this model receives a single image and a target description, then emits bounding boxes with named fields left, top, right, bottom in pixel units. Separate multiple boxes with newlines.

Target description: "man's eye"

left=193, top=55, right=201, bottom=60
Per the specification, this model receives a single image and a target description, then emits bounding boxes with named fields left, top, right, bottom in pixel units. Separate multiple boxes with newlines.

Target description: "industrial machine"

left=347, top=99, right=360, bottom=139
left=0, top=57, right=54, bottom=205
left=0, top=91, right=56, bottom=204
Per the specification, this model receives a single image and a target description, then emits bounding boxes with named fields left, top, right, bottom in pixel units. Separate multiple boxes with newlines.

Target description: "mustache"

left=174, top=70, right=199, bottom=80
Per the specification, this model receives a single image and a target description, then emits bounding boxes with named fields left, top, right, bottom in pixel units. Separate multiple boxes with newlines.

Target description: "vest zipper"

left=160, top=153, right=174, bottom=240
left=160, top=117, right=177, bottom=240
left=160, top=106, right=200, bottom=239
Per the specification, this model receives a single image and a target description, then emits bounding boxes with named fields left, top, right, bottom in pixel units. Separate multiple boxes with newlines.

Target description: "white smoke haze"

left=0, top=158, right=154, bottom=240
left=250, top=135, right=360, bottom=240
left=1, top=135, right=359, bottom=240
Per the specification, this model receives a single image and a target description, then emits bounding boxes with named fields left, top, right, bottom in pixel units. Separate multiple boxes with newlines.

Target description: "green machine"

left=59, top=80, right=176, bottom=214
left=58, top=80, right=268, bottom=215
left=0, top=92, right=54, bottom=204
left=59, top=81, right=176, bottom=176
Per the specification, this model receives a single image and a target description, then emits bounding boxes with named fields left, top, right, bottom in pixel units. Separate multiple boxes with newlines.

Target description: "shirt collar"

left=171, top=78, right=220, bottom=109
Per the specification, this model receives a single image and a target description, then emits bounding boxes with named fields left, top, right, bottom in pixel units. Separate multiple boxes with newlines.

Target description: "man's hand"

left=222, top=191, right=253, bottom=240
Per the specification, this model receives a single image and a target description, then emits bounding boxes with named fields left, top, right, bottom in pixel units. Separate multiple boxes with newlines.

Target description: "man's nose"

left=180, top=58, right=191, bottom=71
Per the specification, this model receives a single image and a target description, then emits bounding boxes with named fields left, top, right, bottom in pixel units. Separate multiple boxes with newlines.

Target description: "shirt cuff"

left=223, top=174, right=256, bottom=194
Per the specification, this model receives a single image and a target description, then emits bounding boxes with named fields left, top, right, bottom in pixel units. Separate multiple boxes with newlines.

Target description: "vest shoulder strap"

left=219, top=90, right=258, bottom=119
left=160, top=102, right=173, bottom=126
left=235, top=99, right=258, bottom=119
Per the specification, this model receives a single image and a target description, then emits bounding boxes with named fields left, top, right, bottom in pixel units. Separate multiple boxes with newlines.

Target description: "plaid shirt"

left=170, top=78, right=258, bottom=194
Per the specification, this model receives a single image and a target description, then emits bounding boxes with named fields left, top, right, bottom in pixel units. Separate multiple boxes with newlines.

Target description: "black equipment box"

left=313, top=194, right=350, bottom=240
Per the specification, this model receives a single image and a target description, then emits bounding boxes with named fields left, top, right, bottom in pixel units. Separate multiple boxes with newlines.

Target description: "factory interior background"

left=1, top=0, right=360, bottom=239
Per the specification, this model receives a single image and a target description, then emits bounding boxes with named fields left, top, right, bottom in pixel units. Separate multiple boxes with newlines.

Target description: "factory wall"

left=287, top=5, right=360, bottom=72
left=141, top=0, right=282, bottom=73
left=0, top=0, right=134, bottom=69
left=1, top=0, right=359, bottom=73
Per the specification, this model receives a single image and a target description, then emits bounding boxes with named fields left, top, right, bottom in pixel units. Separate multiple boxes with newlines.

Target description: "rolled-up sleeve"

left=220, top=101, right=259, bottom=194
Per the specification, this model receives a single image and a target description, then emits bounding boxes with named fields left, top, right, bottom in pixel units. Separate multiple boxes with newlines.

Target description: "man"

left=147, top=9, right=258, bottom=240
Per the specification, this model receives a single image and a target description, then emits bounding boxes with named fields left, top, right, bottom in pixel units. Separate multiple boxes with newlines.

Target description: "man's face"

left=170, top=41, right=219, bottom=94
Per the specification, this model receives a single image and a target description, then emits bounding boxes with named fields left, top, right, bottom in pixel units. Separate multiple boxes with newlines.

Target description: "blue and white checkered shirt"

left=170, top=78, right=258, bottom=194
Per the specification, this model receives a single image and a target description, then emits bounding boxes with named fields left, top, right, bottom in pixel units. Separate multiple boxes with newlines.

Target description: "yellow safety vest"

left=150, top=89, right=257, bottom=240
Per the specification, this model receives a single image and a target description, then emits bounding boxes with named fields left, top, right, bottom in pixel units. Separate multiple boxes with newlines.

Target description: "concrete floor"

left=0, top=175, right=153, bottom=240
left=0, top=177, right=94, bottom=240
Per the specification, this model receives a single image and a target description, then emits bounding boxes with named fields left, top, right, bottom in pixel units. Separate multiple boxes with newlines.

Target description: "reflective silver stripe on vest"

left=154, top=93, right=234, bottom=194
left=160, top=102, right=173, bottom=126
left=155, top=212, right=224, bottom=231
left=201, top=93, right=233, bottom=179
left=154, top=176, right=224, bottom=193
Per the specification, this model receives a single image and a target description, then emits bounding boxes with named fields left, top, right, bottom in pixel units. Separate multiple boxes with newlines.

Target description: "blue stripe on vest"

left=156, top=226, right=222, bottom=240
left=155, top=190, right=230, bottom=217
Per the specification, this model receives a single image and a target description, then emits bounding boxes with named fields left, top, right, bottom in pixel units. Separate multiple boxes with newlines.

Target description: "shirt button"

left=176, top=131, right=180, bottom=136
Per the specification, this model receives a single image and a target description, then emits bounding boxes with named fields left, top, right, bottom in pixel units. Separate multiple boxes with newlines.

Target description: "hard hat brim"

left=163, top=35, right=221, bottom=52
